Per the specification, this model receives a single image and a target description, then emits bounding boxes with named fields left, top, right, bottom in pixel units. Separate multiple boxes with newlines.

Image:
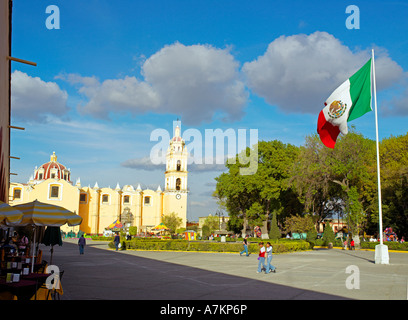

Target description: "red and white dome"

left=33, top=152, right=71, bottom=183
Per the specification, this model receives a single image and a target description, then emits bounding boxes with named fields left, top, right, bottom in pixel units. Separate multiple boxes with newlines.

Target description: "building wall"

left=8, top=123, right=189, bottom=234
left=9, top=179, right=188, bottom=235
left=0, top=0, right=11, bottom=203
left=163, top=191, right=187, bottom=227
left=9, top=179, right=80, bottom=233
left=78, top=186, right=92, bottom=233
left=140, top=189, right=161, bottom=229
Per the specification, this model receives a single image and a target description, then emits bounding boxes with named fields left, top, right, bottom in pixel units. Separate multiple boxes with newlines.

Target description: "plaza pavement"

left=40, top=238, right=408, bottom=300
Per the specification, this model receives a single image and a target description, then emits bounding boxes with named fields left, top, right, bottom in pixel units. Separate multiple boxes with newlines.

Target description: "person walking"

left=78, top=234, right=86, bottom=255
left=240, top=235, right=249, bottom=257
left=257, top=242, right=266, bottom=273
left=265, top=242, right=276, bottom=273
left=114, top=233, right=120, bottom=251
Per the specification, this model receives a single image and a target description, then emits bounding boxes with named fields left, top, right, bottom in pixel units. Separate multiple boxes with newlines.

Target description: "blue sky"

left=9, top=0, right=408, bottom=222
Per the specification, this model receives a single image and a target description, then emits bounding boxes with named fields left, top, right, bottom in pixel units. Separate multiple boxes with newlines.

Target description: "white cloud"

left=61, top=43, right=248, bottom=125
left=57, top=73, right=160, bottom=119
left=242, top=31, right=404, bottom=114
left=121, top=155, right=227, bottom=172
left=142, top=42, right=248, bottom=124
left=121, top=156, right=162, bottom=171
left=11, top=71, right=69, bottom=122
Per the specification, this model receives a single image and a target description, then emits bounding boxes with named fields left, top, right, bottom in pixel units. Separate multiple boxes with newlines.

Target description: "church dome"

left=33, top=152, right=71, bottom=183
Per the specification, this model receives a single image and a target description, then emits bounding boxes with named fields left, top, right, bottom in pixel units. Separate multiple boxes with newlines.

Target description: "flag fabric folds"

left=317, top=58, right=372, bottom=148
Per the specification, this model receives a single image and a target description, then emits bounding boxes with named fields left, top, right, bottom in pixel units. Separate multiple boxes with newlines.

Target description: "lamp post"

left=215, top=210, right=223, bottom=234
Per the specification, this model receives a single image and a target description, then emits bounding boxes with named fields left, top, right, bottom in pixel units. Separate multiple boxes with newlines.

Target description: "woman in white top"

left=265, top=242, right=276, bottom=273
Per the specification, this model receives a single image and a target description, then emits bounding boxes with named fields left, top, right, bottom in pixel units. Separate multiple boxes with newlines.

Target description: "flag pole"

left=372, top=49, right=389, bottom=264
left=372, top=49, right=383, bottom=245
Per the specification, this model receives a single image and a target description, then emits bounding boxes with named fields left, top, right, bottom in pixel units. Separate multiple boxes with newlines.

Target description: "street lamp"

left=215, top=210, right=223, bottom=233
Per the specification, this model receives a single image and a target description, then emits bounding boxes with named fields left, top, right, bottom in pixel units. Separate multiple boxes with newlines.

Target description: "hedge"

left=91, top=236, right=114, bottom=241
left=360, top=241, right=408, bottom=251
left=314, top=238, right=344, bottom=248
left=108, top=239, right=311, bottom=253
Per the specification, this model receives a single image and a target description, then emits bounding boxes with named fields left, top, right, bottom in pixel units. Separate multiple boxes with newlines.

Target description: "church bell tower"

left=163, top=122, right=188, bottom=226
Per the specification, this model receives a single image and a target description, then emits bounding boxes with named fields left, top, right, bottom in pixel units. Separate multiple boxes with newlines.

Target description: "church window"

left=51, top=173, right=56, bottom=179
left=13, top=188, right=21, bottom=200
left=176, top=178, right=181, bottom=191
left=80, top=193, right=87, bottom=203
left=177, top=160, right=181, bottom=171
left=123, top=195, right=130, bottom=204
left=102, top=194, right=109, bottom=204
left=39, top=173, right=43, bottom=180
left=144, top=196, right=151, bottom=205
left=50, top=186, right=59, bottom=198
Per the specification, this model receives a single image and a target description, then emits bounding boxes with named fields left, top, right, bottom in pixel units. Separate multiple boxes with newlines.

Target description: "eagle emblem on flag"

left=328, top=100, right=347, bottom=119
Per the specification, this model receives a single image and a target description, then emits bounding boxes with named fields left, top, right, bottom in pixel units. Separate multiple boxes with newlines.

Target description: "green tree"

left=376, top=133, right=408, bottom=238
left=203, top=215, right=220, bottom=234
left=128, top=226, right=138, bottom=236
left=201, top=225, right=211, bottom=239
left=291, top=134, right=338, bottom=227
left=306, top=228, right=318, bottom=247
left=162, top=212, right=183, bottom=235
left=283, top=214, right=314, bottom=239
left=292, top=130, right=376, bottom=234
left=322, top=222, right=335, bottom=247
left=268, top=210, right=281, bottom=240
left=215, top=140, right=300, bottom=237
left=346, top=186, right=365, bottom=236
left=226, top=215, right=243, bottom=234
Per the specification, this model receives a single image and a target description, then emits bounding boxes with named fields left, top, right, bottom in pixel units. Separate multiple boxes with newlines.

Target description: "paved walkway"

left=40, top=239, right=408, bottom=300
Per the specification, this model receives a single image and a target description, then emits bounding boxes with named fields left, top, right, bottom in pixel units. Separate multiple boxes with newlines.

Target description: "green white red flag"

left=317, top=59, right=372, bottom=148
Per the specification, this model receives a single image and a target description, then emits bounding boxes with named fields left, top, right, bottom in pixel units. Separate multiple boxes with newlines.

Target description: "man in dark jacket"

left=78, top=234, right=86, bottom=255
left=114, top=233, right=120, bottom=251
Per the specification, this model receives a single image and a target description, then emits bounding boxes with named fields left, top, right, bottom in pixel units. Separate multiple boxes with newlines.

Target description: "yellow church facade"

left=8, top=126, right=188, bottom=235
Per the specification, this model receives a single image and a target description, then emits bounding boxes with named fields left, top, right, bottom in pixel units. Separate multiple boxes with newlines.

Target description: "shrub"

left=269, top=211, right=281, bottom=240
left=91, top=235, right=114, bottom=241
left=322, top=223, right=335, bottom=247
left=360, top=241, right=408, bottom=251
left=201, top=225, right=211, bottom=239
left=306, top=229, right=318, bottom=248
left=315, top=238, right=343, bottom=247
left=110, top=239, right=312, bottom=253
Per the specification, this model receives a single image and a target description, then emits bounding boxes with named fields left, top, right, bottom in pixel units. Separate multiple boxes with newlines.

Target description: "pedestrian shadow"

left=336, top=249, right=375, bottom=264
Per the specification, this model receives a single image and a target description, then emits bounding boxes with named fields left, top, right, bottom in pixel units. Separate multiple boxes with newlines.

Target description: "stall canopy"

left=152, top=223, right=169, bottom=231
left=11, top=200, right=82, bottom=272
left=11, top=200, right=82, bottom=227
left=0, top=200, right=23, bottom=226
left=107, top=219, right=123, bottom=230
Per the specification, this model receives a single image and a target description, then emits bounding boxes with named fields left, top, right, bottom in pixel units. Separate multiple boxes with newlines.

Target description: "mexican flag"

left=317, top=59, right=372, bottom=148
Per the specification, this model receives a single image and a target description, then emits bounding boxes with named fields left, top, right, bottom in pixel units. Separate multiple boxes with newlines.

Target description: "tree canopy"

left=214, top=131, right=408, bottom=239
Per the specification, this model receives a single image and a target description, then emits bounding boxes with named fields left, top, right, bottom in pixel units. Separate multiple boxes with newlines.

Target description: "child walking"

left=257, top=242, right=266, bottom=273
left=265, top=242, right=276, bottom=273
